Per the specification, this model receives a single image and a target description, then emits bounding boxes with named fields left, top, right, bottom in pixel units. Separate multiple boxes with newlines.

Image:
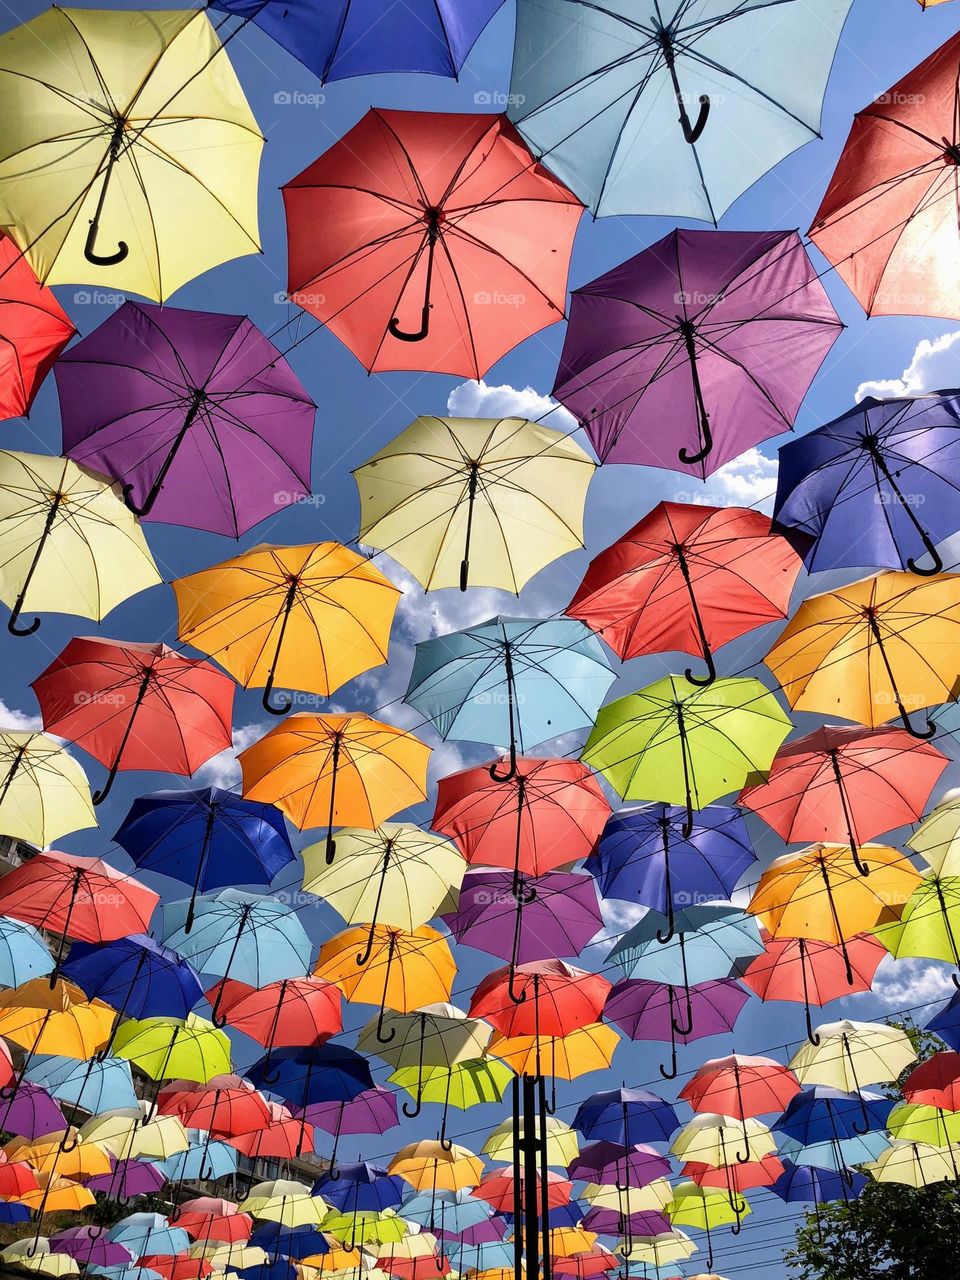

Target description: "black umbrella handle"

left=459, top=462, right=480, bottom=592
left=864, top=608, right=935, bottom=739
left=658, top=29, right=711, bottom=145
left=122, top=389, right=206, bottom=517
left=655, top=819, right=675, bottom=944
left=8, top=492, right=63, bottom=637
left=798, top=939, right=822, bottom=1046
left=388, top=212, right=440, bottom=342
left=84, top=123, right=129, bottom=267
left=325, top=733, right=342, bottom=863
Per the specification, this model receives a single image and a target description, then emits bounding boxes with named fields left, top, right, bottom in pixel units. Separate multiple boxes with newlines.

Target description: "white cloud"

left=856, top=330, right=960, bottom=402
left=0, top=699, right=42, bottom=732
left=195, top=722, right=264, bottom=791
left=701, top=447, right=779, bottom=513
left=446, top=379, right=577, bottom=431
left=870, top=956, right=956, bottom=1009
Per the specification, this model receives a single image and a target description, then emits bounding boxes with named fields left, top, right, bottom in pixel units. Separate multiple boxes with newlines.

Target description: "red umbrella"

left=810, top=32, right=960, bottom=319
left=0, top=850, right=158, bottom=981
left=0, top=234, right=74, bottom=420
left=379, top=1253, right=450, bottom=1280
left=204, top=976, right=342, bottom=1052
left=683, top=1153, right=785, bottom=1191
left=567, top=503, right=802, bottom=684
left=31, top=637, right=235, bottom=804
left=283, top=109, right=582, bottom=376
left=903, top=1050, right=960, bottom=1110
left=472, top=1168, right=573, bottom=1213
left=738, top=725, right=947, bottom=872
left=739, top=928, right=887, bottom=1044
left=432, top=758, right=610, bottom=891
left=140, top=1259, right=212, bottom=1280
left=552, top=1246, right=619, bottom=1279
left=171, top=1198, right=252, bottom=1244
left=0, top=1161, right=40, bottom=1198
left=229, top=1100, right=313, bottom=1159
left=157, top=1075, right=272, bottom=1137
left=469, top=960, right=611, bottom=1036
left=679, top=1054, right=801, bottom=1163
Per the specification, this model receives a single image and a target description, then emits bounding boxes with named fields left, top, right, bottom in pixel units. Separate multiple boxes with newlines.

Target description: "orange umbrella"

left=388, top=1140, right=483, bottom=1191
left=487, top=1024, right=620, bottom=1082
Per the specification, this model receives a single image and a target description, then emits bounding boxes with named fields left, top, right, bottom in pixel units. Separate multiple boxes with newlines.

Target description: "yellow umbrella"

left=0, top=452, right=160, bottom=635
left=2, top=1240, right=79, bottom=1276
left=0, top=7, right=262, bottom=300
left=765, top=570, right=960, bottom=738
left=354, top=415, right=595, bottom=593
left=0, top=729, right=95, bottom=846
left=788, top=1019, right=916, bottom=1090
left=863, top=1139, right=958, bottom=1186
left=357, top=1003, right=490, bottom=1073
left=670, top=1114, right=776, bottom=1166
left=242, top=1179, right=330, bottom=1226
left=80, top=1104, right=189, bottom=1160
left=388, top=1141, right=484, bottom=1191
left=17, top=1173, right=95, bottom=1213
left=240, top=713, right=430, bottom=857
left=581, top=1180, right=673, bottom=1213
left=314, top=926, right=456, bottom=1026
left=907, top=795, right=960, bottom=876
left=0, top=977, right=113, bottom=1060
left=303, top=824, right=464, bottom=935
left=486, top=1024, right=620, bottom=1080
left=191, top=1242, right=270, bottom=1270
left=619, top=1231, right=697, bottom=1266
left=173, top=542, right=400, bottom=714
left=483, top=1115, right=580, bottom=1167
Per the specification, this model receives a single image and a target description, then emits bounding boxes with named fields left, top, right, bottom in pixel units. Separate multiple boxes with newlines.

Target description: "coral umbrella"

left=604, top=978, right=749, bottom=1082
left=0, top=731, right=95, bottom=848
left=738, top=929, right=887, bottom=1044
left=230, top=1101, right=313, bottom=1160
left=553, top=230, right=841, bottom=474
left=0, top=8, right=262, bottom=300
left=157, top=1074, right=272, bottom=1136
left=472, top=1169, right=572, bottom=1213
left=903, top=1050, right=960, bottom=1109
left=174, top=543, right=398, bottom=713
left=388, top=1141, right=484, bottom=1192
left=680, top=1055, right=800, bottom=1162
left=172, top=1198, right=252, bottom=1244
left=239, top=713, right=430, bottom=861
left=764, top=570, right=960, bottom=739
left=568, top=502, right=802, bottom=682
left=738, top=724, right=947, bottom=872
left=810, top=32, right=960, bottom=320
left=31, top=638, right=235, bottom=804
left=283, top=110, right=581, bottom=376
left=0, top=234, right=73, bottom=419
left=355, top=415, right=594, bottom=594
left=203, top=976, right=342, bottom=1060
left=469, top=961, right=610, bottom=1036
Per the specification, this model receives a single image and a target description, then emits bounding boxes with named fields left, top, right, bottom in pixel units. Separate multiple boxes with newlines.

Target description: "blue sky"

left=4, top=0, right=960, bottom=1276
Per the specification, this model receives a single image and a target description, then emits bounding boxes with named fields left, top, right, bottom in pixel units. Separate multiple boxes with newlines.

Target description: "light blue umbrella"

left=451, top=1241, right=516, bottom=1272
left=89, top=1270, right=163, bottom=1280
left=401, top=1189, right=494, bottom=1233
left=158, top=1131, right=238, bottom=1183
left=106, top=1213, right=190, bottom=1258
left=508, top=0, right=855, bottom=222
left=0, top=915, right=53, bottom=986
left=779, top=1129, right=890, bottom=1170
left=161, top=888, right=312, bottom=1023
left=27, top=1054, right=139, bottom=1113
left=404, top=617, right=616, bottom=780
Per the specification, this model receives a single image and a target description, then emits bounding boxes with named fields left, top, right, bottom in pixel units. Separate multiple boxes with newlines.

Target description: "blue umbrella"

left=460, top=1241, right=516, bottom=1272
left=401, top=1189, right=494, bottom=1234
left=115, top=787, right=295, bottom=931
left=404, top=617, right=615, bottom=781
left=0, top=1202, right=30, bottom=1224
left=573, top=1087, right=679, bottom=1147
left=586, top=804, right=756, bottom=942
left=771, top=1158, right=868, bottom=1204
left=249, top=1223, right=330, bottom=1261
left=927, top=990, right=960, bottom=1052
left=158, top=1132, right=237, bottom=1183
left=314, top=1161, right=406, bottom=1210
left=106, top=1213, right=190, bottom=1258
left=162, top=889, right=312, bottom=1024
left=0, top=916, right=53, bottom=986
left=248, top=1044, right=375, bottom=1109
left=27, top=1054, right=139, bottom=1113
left=89, top=1270, right=163, bottom=1280
left=500, top=1201, right=584, bottom=1231
left=235, top=1262, right=298, bottom=1280
left=207, top=0, right=505, bottom=83
left=775, top=1086, right=895, bottom=1146
left=779, top=1128, right=890, bottom=1170
left=773, top=392, right=960, bottom=576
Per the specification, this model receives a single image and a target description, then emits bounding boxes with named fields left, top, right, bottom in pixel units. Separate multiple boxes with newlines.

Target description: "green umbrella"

left=389, top=1058, right=513, bottom=1149
left=583, top=675, right=791, bottom=834
left=874, top=875, right=960, bottom=989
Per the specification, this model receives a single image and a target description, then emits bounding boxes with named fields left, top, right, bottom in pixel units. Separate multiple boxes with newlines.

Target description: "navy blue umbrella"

left=115, top=786, right=295, bottom=931
left=249, top=1223, right=330, bottom=1262
left=248, top=1044, right=375, bottom=1109
left=314, top=1161, right=406, bottom=1208
left=929, top=991, right=960, bottom=1052
left=573, top=1086, right=680, bottom=1147
left=773, top=391, right=960, bottom=576
left=771, top=1158, right=868, bottom=1243
left=774, top=1085, right=895, bottom=1146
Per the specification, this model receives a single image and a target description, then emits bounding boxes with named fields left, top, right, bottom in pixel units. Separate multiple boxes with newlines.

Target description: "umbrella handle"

left=388, top=304, right=431, bottom=343
left=7, top=599, right=40, bottom=636
left=355, top=921, right=378, bottom=967
left=952, top=971, right=960, bottom=990
left=655, top=827, right=675, bottom=945
left=658, top=1042, right=678, bottom=1081
left=325, top=734, right=342, bottom=863
left=507, top=966, right=528, bottom=1005
left=402, top=1093, right=423, bottom=1119
left=261, top=674, right=292, bottom=716
left=681, top=95, right=711, bottom=144
left=684, top=646, right=716, bottom=686
left=489, top=744, right=518, bottom=783
left=388, top=213, right=440, bottom=342
left=438, top=1102, right=454, bottom=1152
left=84, top=220, right=128, bottom=267
left=121, top=481, right=155, bottom=518
left=375, top=1005, right=396, bottom=1043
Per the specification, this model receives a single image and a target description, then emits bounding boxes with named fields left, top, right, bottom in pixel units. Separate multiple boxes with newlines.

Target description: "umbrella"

left=283, top=110, right=581, bottom=376
left=739, top=929, right=887, bottom=1044
left=247, top=1044, right=375, bottom=1121
left=209, top=0, right=504, bottom=81
left=748, top=843, right=922, bottom=989
left=84, top=1157, right=166, bottom=1202
left=27, top=1055, right=139, bottom=1115
left=772, top=391, right=960, bottom=575
left=605, top=977, right=750, bottom=1081
left=231, top=1100, right=315, bottom=1161
left=50, top=1226, right=133, bottom=1269
left=0, top=915, right=53, bottom=988
left=174, top=543, right=398, bottom=712
left=158, top=1075, right=272, bottom=1137
left=354, top=415, right=594, bottom=593
left=667, top=1182, right=747, bottom=1268
left=553, top=230, right=841, bottom=473
left=159, top=1133, right=237, bottom=1185
left=31, top=637, right=235, bottom=804
left=405, top=617, right=615, bottom=782
left=0, top=233, right=73, bottom=419
left=874, top=874, right=960, bottom=986
left=670, top=1114, right=775, bottom=1217
left=388, top=1142, right=484, bottom=1192
left=681, top=1055, right=800, bottom=1161
left=886, top=1100, right=960, bottom=1147
left=470, top=961, right=610, bottom=1034
left=0, top=451, right=160, bottom=636
left=0, top=1080, right=63, bottom=1138
left=303, top=824, right=464, bottom=954
left=113, top=1014, right=232, bottom=1090
left=0, top=8, right=262, bottom=299
left=810, top=31, right=960, bottom=320
left=586, top=803, right=756, bottom=942
left=203, top=976, right=342, bottom=1063
left=173, top=1197, right=252, bottom=1244
left=507, top=0, right=854, bottom=220
left=573, top=1088, right=679, bottom=1149
left=738, top=724, right=947, bottom=872
left=306, top=1087, right=400, bottom=1170
left=789, top=1020, right=916, bottom=1097
left=907, top=795, right=960, bottom=876
left=902, top=1051, right=960, bottom=1112
left=0, top=730, right=95, bottom=846
left=566, top=1142, right=670, bottom=1188
left=239, top=713, right=430, bottom=862
left=401, top=1188, right=495, bottom=1236
left=567, top=501, right=802, bottom=682
left=487, top=1024, right=619, bottom=1081
left=248, top=1223, right=329, bottom=1261
left=764, top=570, right=960, bottom=739
left=863, top=1140, right=959, bottom=1186
left=583, top=675, right=791, bottom=835
left=484, top=1115, right=580, bottom=1167
left=770, top=1160, right=868, bottom=1230
left=107, top=1214, right=191, bottom=1258
left=928, top=990, right=960, bottom=1050
left=775, top=1086, right=894, bottom=1154
left=115, top=787, right=295, bottom=931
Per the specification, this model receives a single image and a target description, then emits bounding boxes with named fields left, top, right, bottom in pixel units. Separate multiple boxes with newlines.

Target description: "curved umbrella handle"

left=678, top=408, right=713, bottom=465
left=388, top=306, right=430, bottom=343
left=121, top=481, right=154, bottom=518
left=952, top=971, right=960, bottom=991
left=259, top=1061, right=282, bottom=1087
left=907, top=540, right=944, bottom=576
left=681, top=95, right=711, bottom=145
left=388, top=214, right=440, bottom=342
left=489, top=742, right=518, bottom=783
left=262, top=673, right=292, bottom=716
left=356, top=922, right=378, bottom=968
left=402, top=1093, right=423, bottom=1119
left=374, top=1004, right=396, bottom=1044
left=658, top=1044, right=678, bottom=1081
left=684, top=647, right=716, bottom=687
left=7, top=600, right=40, bottom=636
left=438, top=1101, right=454, bottom=1151
left=507, top=966, right=528, bottom=1005
left=655, top=901, right=676, bottom=947
left=84, top=219, right=128, bottom=267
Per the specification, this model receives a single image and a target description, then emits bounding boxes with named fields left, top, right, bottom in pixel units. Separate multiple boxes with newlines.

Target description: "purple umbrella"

left=299, top=1085, right=399, bottom=1169
left=438, top=1218, right=507, bottom=1246
left=553, top=229, right=842, bottom=477
left=56, top=302, right=316, bottom=536
left=51, top=1225, right=134, bottom=1267
left=0, top=1082, right=66, bottom=1139
left=605, top=977, right=750, bottom=1081
left=85, top=1157, right=166, bottom=1201
left=442, top=870, right=603, bottom=965
left=566, top=1141, right=671, bottom=1189
left=580, top=1208, right=671, bottom=1238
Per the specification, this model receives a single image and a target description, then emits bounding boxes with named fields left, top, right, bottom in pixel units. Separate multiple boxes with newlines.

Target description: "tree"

left=786, top=1021, right=960, bottom=1280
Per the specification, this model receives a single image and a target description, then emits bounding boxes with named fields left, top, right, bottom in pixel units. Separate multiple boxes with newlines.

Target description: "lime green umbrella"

left=583, top=675, right=791, bottom=834
left=482, top=1111, right=577, bottom=1167
left=874, top=874, right=960, bottom=981
left=887, top=1101, right=960, bottom=1147
left=667, top=1180, right=751, bottom=1271
left=113, top=1013, right=231, bottom=1089
left=391, top=1057, right=514, bottom=1148
left=907, top=798, right=960, bottom=877
left=323, top=1209, right=408, bottom=1248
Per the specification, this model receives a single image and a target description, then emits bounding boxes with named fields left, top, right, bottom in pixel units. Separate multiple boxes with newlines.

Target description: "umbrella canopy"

left=810, top=31, right=960, bottom=319
left=764, top=570, right=960, bottom=739
left=113, top=1014, right=232, bottom=1085
left=0, top=730, right=95, bottom=847
left=209, top=0, right=504, bottom=82
left=32, top=637, right=235, bottom=804
left=0, top=915, right=53, bottom=988
left=390, top=1058, right=514, bottom=1122
left=567, top=502, right=802, bottom=680
left=863, top=1140, right=959, bottom=1186
left=174, top=543, right=398, bottom=712
left=470, top=961, right=610, bottom=1038
left=0, top=8, right=262, bottom=299
left=26, top=1054, right=139, bottom=1115
left=789, top=1019, right=917, bottom=1091
left=873, top=874, right=960, bottom=976
left=388, top=1142, right=484, bottom=1192
left=773, top=391, right=960, bottom=575
left=61, top=934, right=203, bottom=1026
left=484, top=1115, right=581, bottom=1166
left=0, top=1079, right=63, bottom=1137
left=681, top=1056, right=800, bottom=1120
left=204, top=976, right=342, bottom=1051
left=583, top=675, right=791, bottom=835
left=907, top=795, right=960, bottom=876
left=0, top=451, right=160, bottom=636
left=58, top=302, right=315, bottom=534
left=314, top=925, right=455, bottom=1029
left=487, top=1024, right=619, bottom=1080
left=507, top=0, right=854, bottom=220
left=0, top=233, right=73, bottom=420
left=355, top=415, right=594, bottom=593
left=573, top=1088, right=679, bottom=1148
left=553, top=230, right=841, bottom=474
left=283, top=110, right=582, bottom=376
left=0, top=976, right=113, bottom=1059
